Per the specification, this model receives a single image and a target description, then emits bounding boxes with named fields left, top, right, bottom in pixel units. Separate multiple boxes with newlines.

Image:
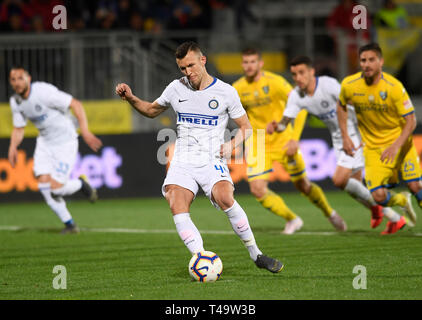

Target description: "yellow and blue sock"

left=412, top=189, right=422, bottom=208
left=257, top=189, right=297, bottom=221
left=377, top=191, right=406, bottom=207
left=304, top=183, right=334, bottom=217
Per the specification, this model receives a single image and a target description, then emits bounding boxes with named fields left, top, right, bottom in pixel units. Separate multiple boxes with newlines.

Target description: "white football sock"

left=224, top=201, right=262, bottom=261
left=344, top=178, right=376, bottom=208
left=173, top=213, right=204, bottom=255
left=38, top=182, right=73, bottom=224
left=382, top=207, right=401, bottom=222
left=51, top=179, right=83, bottom=197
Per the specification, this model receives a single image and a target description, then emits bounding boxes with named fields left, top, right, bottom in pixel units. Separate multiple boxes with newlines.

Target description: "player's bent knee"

left=372, top=189, right=387, bottom=205
left=249, top=182, right=267, bottom=199
left=407, top=181, right=422, bottom=194
left=332, top=175, right=347, bottom=189
left=214, top=194, right=235, bottom=211
left=212, top=181, right=235, bottom=210
left=164, top=185, right=193, bottom=214
left=37, top=174, right=52, bottom=183
left=294, top=178, right=311, bottom=194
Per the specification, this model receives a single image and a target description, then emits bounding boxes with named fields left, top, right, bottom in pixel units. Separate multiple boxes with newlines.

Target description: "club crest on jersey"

left=320, top=100, right=329, bottom=108
left=379, top=91, right=387, bottom=100
left=208, top=99, right=219, bottom=110
left=35, top=104, right=42, bottom=112
left=262, top=86, right=269, bottom=94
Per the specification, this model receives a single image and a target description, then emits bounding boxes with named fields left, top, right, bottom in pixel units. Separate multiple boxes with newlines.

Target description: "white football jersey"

left=284, top=76, right=360, bottom=147
left=156, top=76, right=246, bottom=166
left=10, top=82, right=76, bottom=144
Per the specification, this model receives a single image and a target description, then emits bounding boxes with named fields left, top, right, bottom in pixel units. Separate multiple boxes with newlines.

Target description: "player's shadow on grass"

left=9, top=226, right=65, bottom=234
left=251, top=226, right=418, bottom=237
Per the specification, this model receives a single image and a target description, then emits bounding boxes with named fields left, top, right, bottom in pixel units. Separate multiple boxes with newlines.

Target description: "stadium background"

left=1, top=0, right=422, bottom=202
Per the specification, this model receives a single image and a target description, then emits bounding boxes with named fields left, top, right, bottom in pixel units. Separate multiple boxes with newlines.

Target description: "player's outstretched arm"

left=8, top=127, right=25, bottom=168
left=115, top=83, right=166, bottom=118
left=70, top=98, right=103, bottom=152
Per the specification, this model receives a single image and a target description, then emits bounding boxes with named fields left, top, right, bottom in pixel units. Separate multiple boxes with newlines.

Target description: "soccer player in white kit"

left=8, top=67, right=102, bottom=234
left=267, top=56, right=403, bottom=233
left=115, top=41, right=283, bottom=273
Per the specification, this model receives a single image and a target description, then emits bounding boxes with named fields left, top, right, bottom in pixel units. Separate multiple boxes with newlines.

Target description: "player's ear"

left=200, top=54, right=207, bottom=66
left=259, top=59, right=264, bottom=69
left=379, top=57, right=384, bottom=68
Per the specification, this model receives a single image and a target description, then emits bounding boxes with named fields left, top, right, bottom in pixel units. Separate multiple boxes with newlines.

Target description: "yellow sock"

left=305, top=183, right=334, bottom=217
left=257, top=190, right=297, bottom=221
left=386, top=191, right=407, bottom=207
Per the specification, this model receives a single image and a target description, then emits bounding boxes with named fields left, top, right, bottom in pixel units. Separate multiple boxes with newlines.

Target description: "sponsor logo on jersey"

left=29, top=113, right=48, bottom=122
left=208, top=99, right=219, bottom=110
left=319, top=109, right=336, bottom=120
left=404, top=99, right=413, bottom=110
left=177, top=112, right=218, bottom=126
left=353, top=92, right=365, bottom=96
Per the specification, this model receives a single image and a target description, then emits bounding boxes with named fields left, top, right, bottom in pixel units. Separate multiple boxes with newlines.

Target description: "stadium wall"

left=2, top=128, right=422, bottom=203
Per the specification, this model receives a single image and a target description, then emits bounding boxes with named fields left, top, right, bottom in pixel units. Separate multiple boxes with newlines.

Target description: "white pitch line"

left=0, top=225, right=422, bottom=237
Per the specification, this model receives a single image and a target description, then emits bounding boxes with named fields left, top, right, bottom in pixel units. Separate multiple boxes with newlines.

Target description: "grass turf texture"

left=1, top=191, right=422, bottom=300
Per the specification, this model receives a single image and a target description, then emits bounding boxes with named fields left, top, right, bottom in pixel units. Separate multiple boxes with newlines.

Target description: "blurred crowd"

left=0, top=0, right=248, bottom=33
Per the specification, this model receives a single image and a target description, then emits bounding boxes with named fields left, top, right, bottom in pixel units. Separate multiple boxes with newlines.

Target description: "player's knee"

left=37, top=175, right=51, bottom=183
left=294, top=178, right=311, bottom=194
left=332, top=175, right=347, bottom=189
left=165, top=186, right=192, bottom=213
left=407, top=181, right=422, bottom=195
left=215, top=194, right=234, bottom=210
left=372, top=189, right=387, bottom=205
left=249, top=183, right=266, bottom=199
left=165, top=188, right=181, bottom=212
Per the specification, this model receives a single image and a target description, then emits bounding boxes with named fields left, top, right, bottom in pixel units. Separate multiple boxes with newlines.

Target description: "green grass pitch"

left=1, top=191, right=421, bottom=300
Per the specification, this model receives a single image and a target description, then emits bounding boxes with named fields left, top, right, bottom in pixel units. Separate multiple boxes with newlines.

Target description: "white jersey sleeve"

left=37, top=82, right=73, bottom=112
left=284, top=90, right=303, bottom=119
left=155, top=80, right=176, bottom=108
left=227, top=86, right=246, bottom=119
left=323, top=76, right=341, bottom=103
left=10, top=96, right=27, bottom=128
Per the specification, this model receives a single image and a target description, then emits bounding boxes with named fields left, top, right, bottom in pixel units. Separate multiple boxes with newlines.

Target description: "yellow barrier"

left=209, top=52, right=287, bottom=75
left=0, top=100, right=132, bottom=138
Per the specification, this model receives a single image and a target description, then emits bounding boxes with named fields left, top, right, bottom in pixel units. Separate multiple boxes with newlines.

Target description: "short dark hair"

left=175, top=41, right=202, bottom=59
left=359, top=43, right=383, bottom=58
left=10, top=65, right=28, bottom=72
left=241, top=47, right=262, bottom=58
left=289, top=55, right=313, bottom=68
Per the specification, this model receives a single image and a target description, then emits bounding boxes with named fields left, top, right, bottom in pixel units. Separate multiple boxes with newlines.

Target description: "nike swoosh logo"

left=179, top=99, right=188, bottom=103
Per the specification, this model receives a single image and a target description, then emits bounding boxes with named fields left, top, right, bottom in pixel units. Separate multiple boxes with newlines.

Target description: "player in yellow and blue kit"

left=233, top=48, right=346, bottom=234
left=338, top=43, right=420, bottom=234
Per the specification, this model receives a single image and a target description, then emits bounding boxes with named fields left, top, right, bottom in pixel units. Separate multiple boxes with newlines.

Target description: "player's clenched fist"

left=115, top=83, right=133, bottom=100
